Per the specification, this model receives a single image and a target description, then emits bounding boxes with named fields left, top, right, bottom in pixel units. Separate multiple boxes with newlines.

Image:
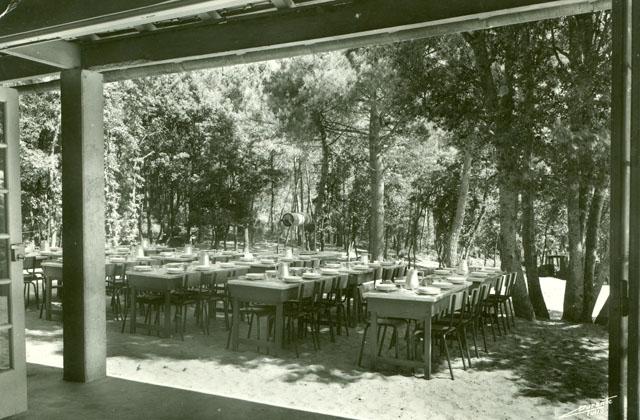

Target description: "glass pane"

left=0, top=194, right=6, bottom=235
left=0, top=148, right=5, bottom=189
left=0, top=284, right=8, bottom=325
left=0, top=102, right=5, bottom=144
left=0, top=328, right=10, bottom=371
left=0, top=240, right=8, bottom=280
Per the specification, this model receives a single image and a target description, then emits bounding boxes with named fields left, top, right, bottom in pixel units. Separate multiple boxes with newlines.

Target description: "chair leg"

left=508, top=299, right=516, bottom=328
left=462, top=326, right=472, bottom=367
left=470, top=321, right=479, bottom=358
left=478, top=316, right=488, bottom=352
left=456, top=333, right=466, bottom=370
left=442, top=336, right=454, bottom=380
left=358, top=324, right=369, bottom=367
left=378, top=325, right=388, bottom=356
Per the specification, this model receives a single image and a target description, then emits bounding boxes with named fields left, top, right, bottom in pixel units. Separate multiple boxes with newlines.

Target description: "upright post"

left=60, top=69, right=106, bottom=382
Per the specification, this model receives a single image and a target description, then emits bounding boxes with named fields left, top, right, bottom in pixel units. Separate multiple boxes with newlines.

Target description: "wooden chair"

left=356, top=281, right=408, bottom=367
left=23, top=256, right=40, bottom=307
left=414, top=291, right=467, bottom=380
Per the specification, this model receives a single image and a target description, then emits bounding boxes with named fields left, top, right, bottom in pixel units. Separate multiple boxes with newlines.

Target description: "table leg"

left=275, top=303, right=284, bottom=351
left=424, top=311, right=432, bottom=379
left=130, top=287, right=137, bottom=334
left=46, top=276, right=52, bottom=321
left=369, top=311, right=378, bottom=370
left=232, top=297, right=240, bottom=351
left=163, top=290, right=171, bottom=338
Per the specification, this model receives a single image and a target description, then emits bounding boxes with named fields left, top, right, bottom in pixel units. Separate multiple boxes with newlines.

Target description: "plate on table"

left=302, top=272, right=321, bottom=279
left=133, top=265, right=152, bottom=272
left=416, top=286, right=441, bottom=295
left=375, top=283, right=397, bottom=292
left=245, top=273, right=265, bottom=280
left=321, top=269, right=339, bottom=275
left=447, top=276, right=467, bottom=284
left=166, top=268, right=184, bottom=274
left=283, top=276, right=303, bottom=283
left=434, top=269, right=450, bottom=275
left=432, top=281, right=455, bottom=289
left=470, top=271, right=489, bottom=278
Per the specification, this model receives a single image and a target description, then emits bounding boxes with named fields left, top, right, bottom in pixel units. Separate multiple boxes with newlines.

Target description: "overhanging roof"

left=0, top=0, right=611, bottom=91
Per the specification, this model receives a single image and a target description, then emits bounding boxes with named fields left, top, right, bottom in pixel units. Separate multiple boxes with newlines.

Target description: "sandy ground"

left=24, top=277, right=609, bottom=420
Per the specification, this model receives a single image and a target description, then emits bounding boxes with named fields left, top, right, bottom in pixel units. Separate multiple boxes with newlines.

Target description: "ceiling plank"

left=0, top=0, right=253, bottom=49
left=271, top=0, right=295, bottom=9
left=3, top=40, right=81, bottom=69
left=82, top=0, right=611, bottom=72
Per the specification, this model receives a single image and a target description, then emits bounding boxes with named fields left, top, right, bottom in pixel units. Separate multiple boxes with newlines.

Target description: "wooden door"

left=0, top=87, right=27, bottom=418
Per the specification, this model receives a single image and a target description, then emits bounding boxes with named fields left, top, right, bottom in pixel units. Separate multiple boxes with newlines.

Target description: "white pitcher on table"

left=277, top=261, right=289, bottom=279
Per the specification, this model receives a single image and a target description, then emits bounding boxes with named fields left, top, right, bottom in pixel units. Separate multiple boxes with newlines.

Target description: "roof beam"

left=0, top=0, right=253, bottom=49
left=3, top=40, right=81, bottom=69
left=81, top=0, right=611, bottom=72
left=0, top=56, right=59, bottom=83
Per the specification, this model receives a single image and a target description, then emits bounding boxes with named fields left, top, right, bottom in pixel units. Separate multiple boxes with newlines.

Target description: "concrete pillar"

left=60, top=69, right=106, bottom=383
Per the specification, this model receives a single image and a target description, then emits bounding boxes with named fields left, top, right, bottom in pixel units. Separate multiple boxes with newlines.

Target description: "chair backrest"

left=358, top=280, right=375, bottom=302
left=504, top=272, right=517, bottom=297
left=467, top=287, right=481, bottom=317
left=23, top=256, right=35, bottom=271
left=493, top=274, right=506, bottom=297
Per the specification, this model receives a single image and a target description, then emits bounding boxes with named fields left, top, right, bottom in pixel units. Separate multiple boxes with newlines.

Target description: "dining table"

left=126, top=263, right=251, bottom=337
left=40, top=259, right=151, bottom=320
left=125, top=267, right=200, bottom=338
left=363, top=272, right=501, bottom=379
left=227, top=273, right=348, bottom=353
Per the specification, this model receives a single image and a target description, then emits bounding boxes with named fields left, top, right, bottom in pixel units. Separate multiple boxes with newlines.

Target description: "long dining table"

left=363, top=273, right=500, bottom=379
left=227, top=273, right=349, bottom=353
left=126, top=264, right=249, bottom=338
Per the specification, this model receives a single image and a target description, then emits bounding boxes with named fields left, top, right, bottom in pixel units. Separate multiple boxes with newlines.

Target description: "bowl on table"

left=194, top=265, right=212, bottom=271
left=325, top=263, right=341, bottom=269
left=165, top=267, right=184, bottom=274
left=283, top=276, right=303, bottom=283
left=245, top=273, right=265, bottom=280
left=447, top=276, right=467, bottom=284
left=432, top=281, right=455, bottom=289
left=321, top=268, right=339, bottom=275
left=165, top=263, right=183, bottom=268
left=375, top=283, right=397, bottom=292
left=133, top=265, right=152, bottom=272
left=302, top=272, right=321, bottom=279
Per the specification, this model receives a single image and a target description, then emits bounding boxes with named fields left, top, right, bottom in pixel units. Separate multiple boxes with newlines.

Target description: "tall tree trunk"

left=499, top=175, right=535, bottom=320
left=368, top=94, right=385, bottom=262
left=243, top=226, right=250, bottom=254
left=443, top=149, right=472, bottom=267
left=582, top=184, right=605, bottom=321
left=563, top=174, right=585, bottom=322
left=464, top=30, right=534, bottom=319
left=522, top=187, right=549, bottom=319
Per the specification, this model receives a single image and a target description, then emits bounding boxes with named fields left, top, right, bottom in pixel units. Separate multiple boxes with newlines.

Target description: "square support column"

left=60, top=69, right=106, bottom=383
